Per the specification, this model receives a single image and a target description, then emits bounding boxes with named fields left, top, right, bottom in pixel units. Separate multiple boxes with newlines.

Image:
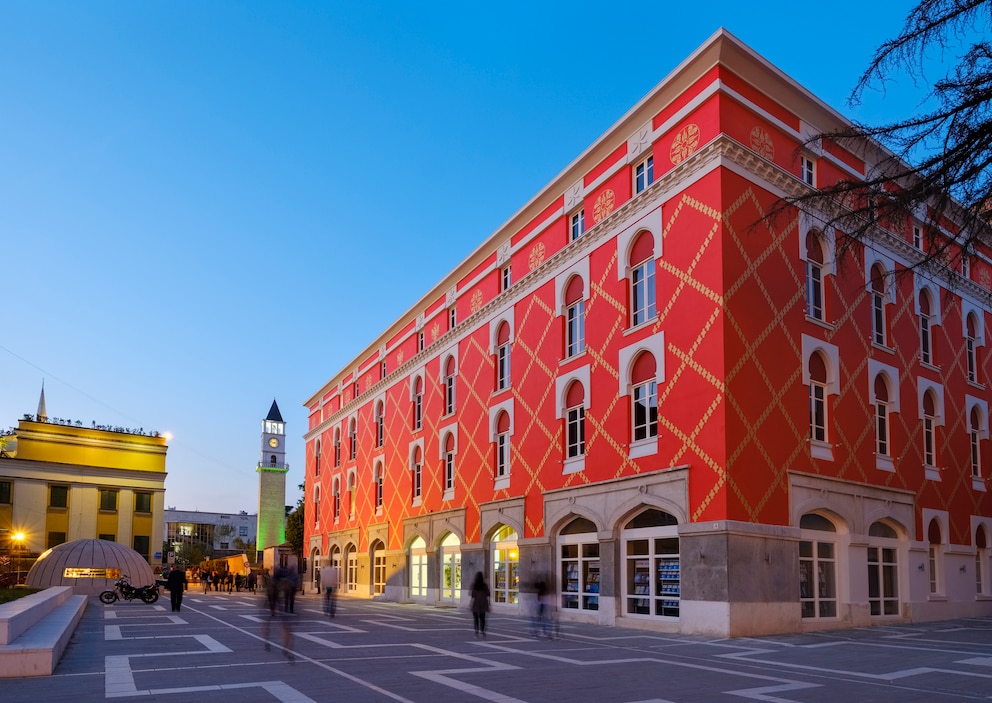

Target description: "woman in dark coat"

left=469, top=571, right=491, bottom=638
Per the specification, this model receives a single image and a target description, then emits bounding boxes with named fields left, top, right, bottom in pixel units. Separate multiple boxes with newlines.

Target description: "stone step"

left=0, top=594, right=87, bottom=677
left=0, top=587, right=73, bottom=646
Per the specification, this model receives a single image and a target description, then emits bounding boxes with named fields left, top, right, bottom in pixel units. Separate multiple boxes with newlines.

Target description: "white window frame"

left=967, top=396, right=989, bottom=490
left=556, top=365, right=591, bottom=473
left=500, top=263, right=512, bottom=292
left=373, top=459, right=384, bottom=513
left=489, top=398, right=514, bottom=490
left=438, top=423, right=458, bottom=500
left=802, top=336, right=840, bottom=461
left=570, top=209, right=585, bottom=241
left=799, top=220, right=836, bottom=324
left=409, top=439, right=424, bottom=506
left=630, top=258, right=656, bottom=327
left=865, top=255, right=895, bottom=349
left=634, top=154, right=654, bottom=194
left=918, top=379, right=945, bottom=480
left=868, top=360, right=900, bottom=472
left=800, top=154, right=815, bottom=186
left=619, top=337, right=665, bottom=459
left=438, top=346, right=459, bottom=417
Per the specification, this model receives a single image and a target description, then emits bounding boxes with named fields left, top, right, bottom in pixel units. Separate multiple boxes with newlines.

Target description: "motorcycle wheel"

left=141, top=588, right=159, bottom=604
left=99, top=591, right=118, bottom=604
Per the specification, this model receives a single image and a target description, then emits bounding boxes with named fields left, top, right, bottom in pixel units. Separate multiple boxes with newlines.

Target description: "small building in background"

left=163, top=508, right=258, bottom=566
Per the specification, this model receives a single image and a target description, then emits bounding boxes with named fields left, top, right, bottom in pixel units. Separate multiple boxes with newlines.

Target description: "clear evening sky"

left=1, top=1, right=925, bottom=513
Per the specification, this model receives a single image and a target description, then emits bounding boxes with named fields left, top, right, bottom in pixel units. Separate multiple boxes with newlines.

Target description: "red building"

left=303, top=30, right=992, bottom=636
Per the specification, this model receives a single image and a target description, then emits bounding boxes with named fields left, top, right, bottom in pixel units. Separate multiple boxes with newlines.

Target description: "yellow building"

left=0, top=389, right=168, bottom=567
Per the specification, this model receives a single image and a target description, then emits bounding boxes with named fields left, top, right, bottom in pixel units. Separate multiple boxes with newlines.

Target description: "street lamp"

left=12, top=532, right=25, bottom=585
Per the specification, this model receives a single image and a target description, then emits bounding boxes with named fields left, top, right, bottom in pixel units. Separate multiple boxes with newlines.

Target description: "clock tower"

left=256, top=399, right=288, bottom=552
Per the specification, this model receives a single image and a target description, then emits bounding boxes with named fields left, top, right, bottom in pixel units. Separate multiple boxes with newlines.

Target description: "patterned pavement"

left=5, top=589, right=992, bottom=702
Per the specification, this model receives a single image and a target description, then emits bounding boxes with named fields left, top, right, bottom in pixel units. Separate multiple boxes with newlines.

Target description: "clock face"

left=268, top=437, right=279, bottom=448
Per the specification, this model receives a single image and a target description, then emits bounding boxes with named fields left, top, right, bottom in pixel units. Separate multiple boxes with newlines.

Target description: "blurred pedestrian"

left=166, top=567, right=188, bottom=612
left=469, top=571, right=491, bottom=638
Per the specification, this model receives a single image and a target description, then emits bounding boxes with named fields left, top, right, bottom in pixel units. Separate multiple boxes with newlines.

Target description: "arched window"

left=443, top=432, right=455, bottom=492
left=374, top=461, right=384, bottom=510
left=799, top=513, right=837, bottom=619
left=629, top=231, right=656, bottom=327
left=809, top=351, right=828, bottom=443
left=333, top=428, right=341, bottom=467
left=495, top=411, right=510, bottom=479
left=269, top=454, right=277, bottom=466
left=411, top=446, right=423, bottom=502
left=313, top=485, right=321, bottom=528
left=314, top=439, right=321, bottom=477
left=495, top=322, right=511, bottom=391
left=346, top=544, right=358, bottom=592
left=409, top=536, right=428, bottom=598
left=374, top=401, right=384, bottom=448
left=443, top=356, right=456, bottom=415
left=805, top=231, right=825, bottom=320
left=559, top=517, right=599, bottom=611
left=867, top=521, right=900, bottom=616
left=622, top=509, right=679, bottom=618
left=348, top=418, right=357, bottom=460
left=332, top=477, right=340, bottom=520
left=565, top=381, right=586, bottom=459
left=874, top=374, right=891, bottom=458
left=631, top=352, right=658, bottom=442
left=923, top=390, right=938, bottom=468
left=564, top=275, right=585, bottom=358
left=870, top=264, right=888, bottom=346
left=347, top=472, right=356, bottom=519
left=371, top=540, right=386, bottom=595
left=919, top=288, right=934, bottom=365
left=967, top=313, right=980, bottom=384
left=492, top=525, right=519, bottom=605
left=412, top=376, right=423, bottom=431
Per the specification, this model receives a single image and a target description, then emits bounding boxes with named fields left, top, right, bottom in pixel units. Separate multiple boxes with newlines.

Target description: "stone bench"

left=0, top=587, right=87, bottom=677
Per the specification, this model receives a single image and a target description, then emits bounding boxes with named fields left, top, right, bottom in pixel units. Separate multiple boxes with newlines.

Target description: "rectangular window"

left=413, top=461, right=422, bottom=499
left=99, top=489, right=118, bottom=512
left=971, top=430, right=981, bottom=478
left=872, top=292, right=886, bottom=346
left=496, top=433, right=510, bottom=478
left=635, top=155, right=654, bottom=194
left=239, top=526, right=248, bottom=537
left=631, top=260, right=656, bottom=326
left=445, top=375, right=456, bottom=415
left=800, top=154, right=815, bottom=186
left=570, top=209, right=585, bottom=241
left=875, top=402, right=889, bottom=456
left=632, top=381, right=658, bottom=441
left=500, top=264, right=512, bottom=292
left=920, top=315, right=932, bottom=365
left=805, top=262, right=824, bottom=320
left=417, top=331, right=425, bottom=352
left=445, top=452, right=455, bottom=491
left=967, top=338, right=977, bottom=383
left=567, top=406, right=585, bottom=458
left=98, top=534, right=115, bottom=541
left=496, top=343, right=511, bottom=390
left=810, top=383, right=827, bottom=442
left=924, top=417, right=935, bottom=467
left=353, top=381, right=360, bottom=399
left=0, top=480, right=10, bottom=504
left=566, top=300, right=585, bottom=357
left=133, top=535, right=150, bottom=560
left=49, top=485, right=69, bottom=509
left=48, top=531, right=67, bottom=549
left=414, top=392, right=423, bottom=430
left=380, top=360, right=387, bottom=378
left=134, top=491, right=152, bottom=514
left=449, top=307, right=457, bottom=329
left=913, top=225, right=922, bottom=250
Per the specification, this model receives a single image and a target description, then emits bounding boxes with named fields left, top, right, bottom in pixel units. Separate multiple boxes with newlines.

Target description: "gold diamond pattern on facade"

left=669, top=124, right=700, bottom=164
left=749, top=126, right=774, bottom=160
left=593, top=188, right=616, bottom=223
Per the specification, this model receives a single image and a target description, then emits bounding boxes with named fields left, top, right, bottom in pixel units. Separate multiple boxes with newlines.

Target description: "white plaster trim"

left=563, top=456, right=585, bottom=475
left=438, top=423, right=458, bottom=460
left=554, top=258, right=591, bottom=312
left=616, top=208, right=663, bottom=280
left=555, top=365, right=591, bottom=419
left=494, top=476, right=510, bottom=491
left=626, top=120, right=653, bottom=160
left=565, top=178, right=584, bottom=211
left=629, top=438, right=658, bottom=459
left=489, top=398, right=515, bottom=440
left=867, top=359, right=901, bottom=414
left=917, top=378, right=945, bottom=426
left=864, top=249, right=896, bottom=304
left=966, top=395, right=989, bottom=437
left=962, top=300, right=986, bottom=344
left=810, top=440, right=834, bottom=461
left=800, top=335, right=840, bottom=396
left=489, top=308, right=515, bottom=354
left=409, top=367, right=425, bottom=401
left=914, top=275, right=942, bottom=326
left=922, top=508, right=950, bottom=545
left=618, top=333, right=666, bottom=396
left=437, top=344, right=459, bottom=382
left=798, top=213, right=836, bottom=276
left=496, top=241, right=511, bottom=266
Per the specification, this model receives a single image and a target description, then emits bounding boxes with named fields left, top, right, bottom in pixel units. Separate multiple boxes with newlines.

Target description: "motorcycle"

left=99, top=576, right=160, bottom=604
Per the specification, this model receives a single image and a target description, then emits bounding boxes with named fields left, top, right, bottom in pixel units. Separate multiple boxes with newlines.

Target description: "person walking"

left=166, top=567, right=188, bottom=612
left=320, top=565, right=340, bottom=617
left=469, top=571, right=491, bottom=638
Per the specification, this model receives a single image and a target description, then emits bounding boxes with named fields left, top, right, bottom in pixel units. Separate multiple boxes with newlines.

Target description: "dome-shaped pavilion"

left=26, top=539, right=155, bottom=595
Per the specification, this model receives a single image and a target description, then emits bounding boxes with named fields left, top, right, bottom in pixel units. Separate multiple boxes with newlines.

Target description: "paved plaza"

left=4, top=589, right=992, bottom=702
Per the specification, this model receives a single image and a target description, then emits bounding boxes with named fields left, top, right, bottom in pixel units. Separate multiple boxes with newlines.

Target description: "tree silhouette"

left=774, top=0, right=992, bottom=276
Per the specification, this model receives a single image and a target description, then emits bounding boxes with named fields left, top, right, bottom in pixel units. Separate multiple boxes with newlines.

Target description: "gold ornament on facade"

left=980, top=268, right=991, bottom=289
left=670, top=123, right=700, bottom=164
left=593, top=189, right=616, bottom=223
left=470, top=290, right=483, bottom=313
left=749, top=126, right=774, bottom=160
left=528, top=242, right=546, bottom=271
left=431, top=322, right=440, bottom=340
left=396, top=350, right=405, bottom=365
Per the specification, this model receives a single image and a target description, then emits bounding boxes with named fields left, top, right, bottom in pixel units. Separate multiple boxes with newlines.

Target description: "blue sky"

left=0, top=1, right=922, bottom=514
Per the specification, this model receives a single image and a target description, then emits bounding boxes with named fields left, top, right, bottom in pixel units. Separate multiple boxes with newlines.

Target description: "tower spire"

left=37, top=380, right=47, bottom=423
